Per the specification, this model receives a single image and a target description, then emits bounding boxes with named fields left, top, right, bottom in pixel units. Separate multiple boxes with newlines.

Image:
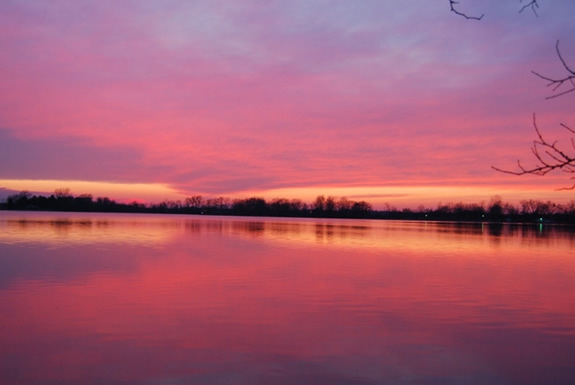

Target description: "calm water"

left=1, top=211, right=574, bottom=385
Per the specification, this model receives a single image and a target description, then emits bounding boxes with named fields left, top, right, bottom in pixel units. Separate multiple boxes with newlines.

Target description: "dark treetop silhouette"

left=2, top=190, right=575, bottom=223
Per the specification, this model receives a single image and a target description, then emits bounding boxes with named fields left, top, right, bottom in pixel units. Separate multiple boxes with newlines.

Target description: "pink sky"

left=1, top=0, right=574, bottom=209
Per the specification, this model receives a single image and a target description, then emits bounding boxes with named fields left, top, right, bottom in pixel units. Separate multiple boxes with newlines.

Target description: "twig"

left=449, top=0, right=484, bottom=20
left=519, top=0, right=539, bottom=16
left=492, top=114, right=575, bottom=189
left=532, top=40, right=575, bottom=99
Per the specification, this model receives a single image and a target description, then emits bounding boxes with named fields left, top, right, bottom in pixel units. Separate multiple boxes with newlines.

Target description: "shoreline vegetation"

left=1, top=189, right=575, bottom=224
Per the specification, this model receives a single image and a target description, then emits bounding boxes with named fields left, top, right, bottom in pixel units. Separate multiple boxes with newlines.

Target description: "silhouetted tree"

left=451, top=2, right=574, bottom=187
left=205, top=197, right=231, bottom=213
left=312, top=195, right=326, bottom=214
left=533, top=40, right=575, bottom=99
left=6, top=191, right=32, bottom=209
left=185, top=195, right=203, bottom=209
left=336, top=197, right=353, bottom=213
left=351, top=201, right=373, bottom=217
left=269, top=198, right=295, bottom=217
left=54, top=188, right=72, bottom=199
left=324, top=196, right=336, bottom=215
left=289, top=199, right=307, bottom=212
left=232, top=197, right=267, bottom=216
left=95, top=197, right=114, bottom=209
left=488, top=195, right=504, bottom=221
left=492, top=115, right=575, bottom=188
left=73, top=194, right=93, bottom=211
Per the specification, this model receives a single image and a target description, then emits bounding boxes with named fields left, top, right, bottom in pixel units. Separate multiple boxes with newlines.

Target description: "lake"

left=1, top=211, right=574, bottom=385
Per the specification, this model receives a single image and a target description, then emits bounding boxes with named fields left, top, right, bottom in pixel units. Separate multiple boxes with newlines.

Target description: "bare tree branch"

left=449, top=0, right=484, bottom=20
left=519, top=0, right=539, bottom=16
left=450, top=1, right=541, bottom=20
left=532, top=40, right=575, bottom=99
left=492, top=114, right=575, bottom=189
left=560, top=123, right=575, bottom=134
left=449, top=2, right=575, bottom=189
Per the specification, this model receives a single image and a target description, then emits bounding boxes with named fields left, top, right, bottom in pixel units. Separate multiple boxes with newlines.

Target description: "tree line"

left=1, top=189, right=575, bottom=223
left=0, top=189, right=373, bottom=219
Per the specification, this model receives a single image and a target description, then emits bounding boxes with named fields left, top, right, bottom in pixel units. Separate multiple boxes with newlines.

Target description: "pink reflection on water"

left=0, top=213, right=574, bottom=384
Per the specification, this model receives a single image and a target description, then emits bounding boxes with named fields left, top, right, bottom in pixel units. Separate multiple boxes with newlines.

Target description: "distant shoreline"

left=1, top=191, right=574, bottom=224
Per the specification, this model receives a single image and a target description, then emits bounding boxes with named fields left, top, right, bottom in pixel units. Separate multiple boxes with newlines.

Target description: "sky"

left=1, top=0, right=575, bottom=209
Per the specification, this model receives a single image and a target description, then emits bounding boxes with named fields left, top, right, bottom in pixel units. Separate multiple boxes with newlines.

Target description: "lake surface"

left=1, top=211, right=574, bottom=385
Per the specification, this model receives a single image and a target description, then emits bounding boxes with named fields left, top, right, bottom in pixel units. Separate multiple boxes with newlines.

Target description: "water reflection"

left=0, top=212, right=574, bottom=385
left=2, top=212, right=573, bottom=246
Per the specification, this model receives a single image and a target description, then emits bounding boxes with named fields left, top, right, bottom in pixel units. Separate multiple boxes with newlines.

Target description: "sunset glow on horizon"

left=1, top=1, right=574, bottom=209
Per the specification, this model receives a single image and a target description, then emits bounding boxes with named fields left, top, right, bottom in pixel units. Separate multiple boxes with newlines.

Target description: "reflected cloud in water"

left=0, top=212, right=574, bottom=384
